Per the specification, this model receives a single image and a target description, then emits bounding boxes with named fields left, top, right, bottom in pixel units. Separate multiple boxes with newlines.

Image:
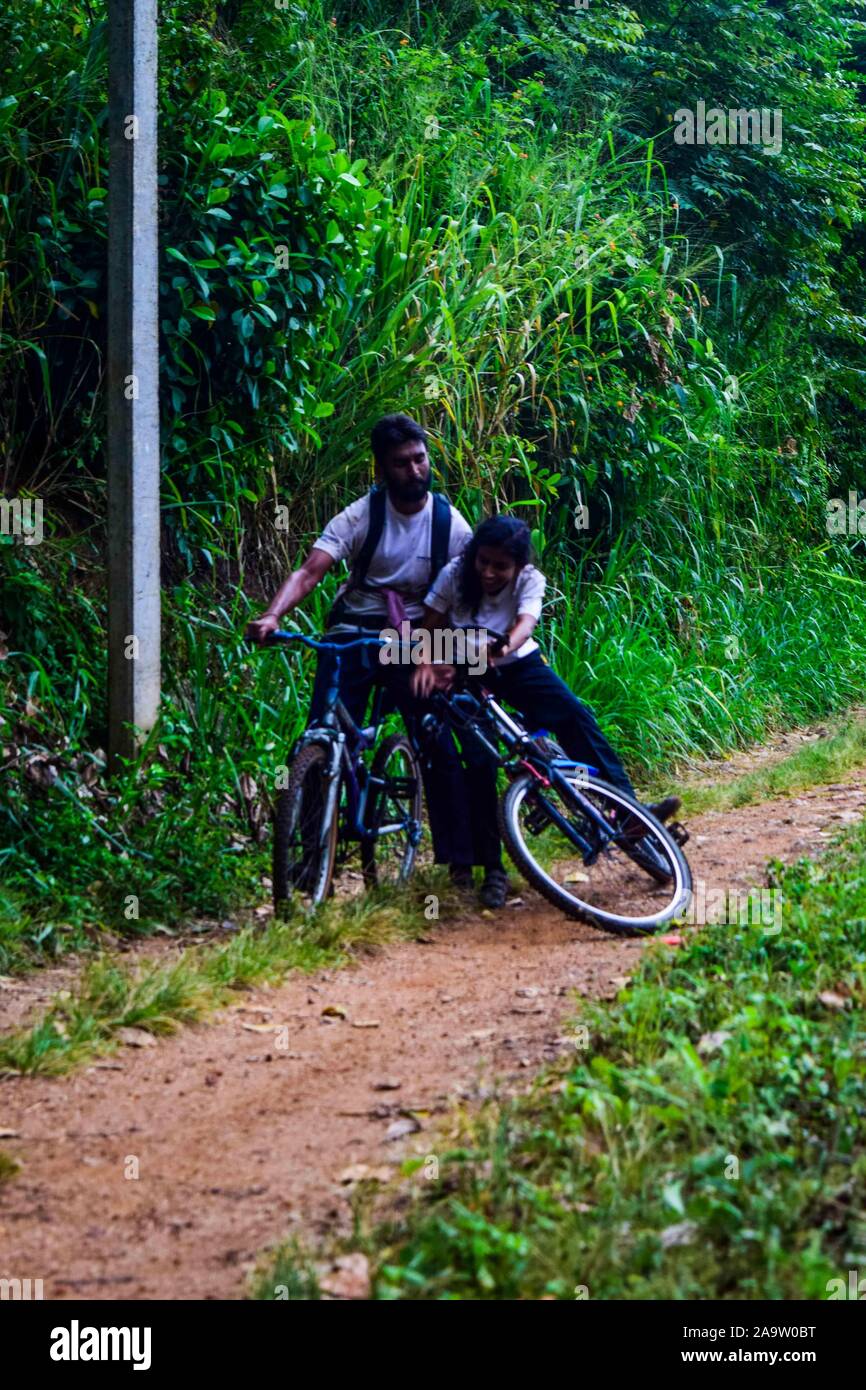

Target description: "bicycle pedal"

left=668, top=821, right=690, bottom=847
left=525, top=803, right=551, bottom=835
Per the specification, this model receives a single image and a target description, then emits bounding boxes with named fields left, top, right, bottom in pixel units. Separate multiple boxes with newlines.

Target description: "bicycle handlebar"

left=266, top=630, right=387, bottom=653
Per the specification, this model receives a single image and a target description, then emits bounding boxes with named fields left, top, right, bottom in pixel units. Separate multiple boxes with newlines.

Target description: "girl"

left=411, top=515, right=680, bottom=908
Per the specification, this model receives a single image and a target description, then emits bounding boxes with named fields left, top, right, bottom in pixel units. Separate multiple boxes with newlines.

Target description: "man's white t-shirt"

left=314, top=492, right=471, bottom=627
left=424, top=556, right=546, bottom=665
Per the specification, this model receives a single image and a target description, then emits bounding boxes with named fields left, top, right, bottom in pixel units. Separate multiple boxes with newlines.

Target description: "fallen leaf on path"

left=564, top=870, right=589, bottom=883
left=385, top=1117, right=421, bottom=1142
left=660, top=1221, right=698, bottom=1249
left=372, top=1079, right=401, bottom=1091
left=697, top=1030, right=732, bottom=1055
left=337, top=1164, right=393, bottom=1185
left=0, top=1128, right=20, bottom=1138
left=819, top=991, right=848, bottom=1010
left=351, top=1019, right=380, bottom=1029
left=116, top=1027, right=157, bottom=1048
left=319, top=1252, right=370, bottom=1300
left=321, top=1004, right=348, bottom=1019
left=241, top=1022, right=281, bottom=1034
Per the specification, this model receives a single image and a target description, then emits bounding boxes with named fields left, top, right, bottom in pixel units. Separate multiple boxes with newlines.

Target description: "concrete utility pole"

left=107, top=0, right=161, bottom=772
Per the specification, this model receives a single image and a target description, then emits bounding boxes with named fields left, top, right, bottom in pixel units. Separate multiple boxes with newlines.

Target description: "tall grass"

left=1, top=0, right=865, bottom=967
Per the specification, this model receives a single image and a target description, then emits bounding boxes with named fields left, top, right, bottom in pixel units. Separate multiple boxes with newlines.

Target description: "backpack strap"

left=429, top=491, right=452, bottom=584
left=326, top=487, right=451, bottom=628
left=352, top=484, right=388, bottom=586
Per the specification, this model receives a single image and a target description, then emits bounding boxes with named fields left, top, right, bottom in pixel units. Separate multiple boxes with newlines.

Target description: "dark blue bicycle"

left=265, top=631, right=423, bottom=907
left=422, top=665, right=692, bottom=936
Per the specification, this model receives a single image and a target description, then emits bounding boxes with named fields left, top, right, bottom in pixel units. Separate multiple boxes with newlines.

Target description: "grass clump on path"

left=0, top=872, right=454, bottom=1077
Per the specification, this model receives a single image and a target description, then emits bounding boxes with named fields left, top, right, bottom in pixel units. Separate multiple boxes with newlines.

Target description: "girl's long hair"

left=456, top=515, right=533, bottom=616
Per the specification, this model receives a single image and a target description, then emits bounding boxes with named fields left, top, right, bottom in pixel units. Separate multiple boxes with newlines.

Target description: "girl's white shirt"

left=424, top=558, right=545, bottom=665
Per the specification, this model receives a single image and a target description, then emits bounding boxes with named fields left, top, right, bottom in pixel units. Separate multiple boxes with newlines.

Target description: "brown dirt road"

left=2, top=767, right=865, bottom=1300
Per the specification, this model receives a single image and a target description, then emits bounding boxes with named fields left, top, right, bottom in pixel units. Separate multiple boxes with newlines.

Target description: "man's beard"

left=387, top=473, right=431, bottom=504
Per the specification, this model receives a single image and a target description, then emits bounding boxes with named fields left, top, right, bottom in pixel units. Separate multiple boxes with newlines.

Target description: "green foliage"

left=351, top=819, right=866, bottom=1299
left=1, top=0, right=866, bottom=965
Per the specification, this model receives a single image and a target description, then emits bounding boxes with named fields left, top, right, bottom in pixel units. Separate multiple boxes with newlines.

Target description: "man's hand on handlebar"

left=245, top=614, right=280, bottom=644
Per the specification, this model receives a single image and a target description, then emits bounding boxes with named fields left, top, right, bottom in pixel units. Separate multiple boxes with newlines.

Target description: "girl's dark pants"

left=461, top=650, right=636, bottom=869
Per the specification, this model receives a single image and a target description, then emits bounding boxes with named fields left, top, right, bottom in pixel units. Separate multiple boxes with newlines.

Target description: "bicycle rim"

left=273, top=743, right=338, bottom=909
left=362, top=733, right=423, bottom=887
left=500, top=774, right=692, bottom=934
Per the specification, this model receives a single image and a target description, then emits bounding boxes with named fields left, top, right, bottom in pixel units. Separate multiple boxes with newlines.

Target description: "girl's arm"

left=488, top=611, right=538, bottom=665
left=410, top=604, right=456, bottom=696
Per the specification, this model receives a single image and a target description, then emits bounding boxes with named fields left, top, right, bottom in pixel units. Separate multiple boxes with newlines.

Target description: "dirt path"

left=2, top=770, right=865, bottom=1300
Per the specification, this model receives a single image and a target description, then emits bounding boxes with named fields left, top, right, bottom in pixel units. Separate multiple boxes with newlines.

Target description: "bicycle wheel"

left=361, top=733, right=423, bottom=888
left=499, top=773, right=692, bottom=935
left=273, top=743, right=339, bottom=909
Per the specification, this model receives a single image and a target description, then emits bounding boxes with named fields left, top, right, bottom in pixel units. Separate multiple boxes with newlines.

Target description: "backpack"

left=326, top=486, right=452, bottom=627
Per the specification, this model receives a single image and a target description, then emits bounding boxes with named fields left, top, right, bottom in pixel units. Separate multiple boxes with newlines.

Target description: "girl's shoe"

left=479, top=867, right=509, bottom=909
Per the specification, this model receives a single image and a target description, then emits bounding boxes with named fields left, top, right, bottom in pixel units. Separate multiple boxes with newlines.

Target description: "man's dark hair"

left=370, top=414, right=428, bottom=466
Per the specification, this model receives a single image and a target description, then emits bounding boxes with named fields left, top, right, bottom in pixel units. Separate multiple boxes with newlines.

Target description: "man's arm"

left=245, top=547, right=335, bottom=643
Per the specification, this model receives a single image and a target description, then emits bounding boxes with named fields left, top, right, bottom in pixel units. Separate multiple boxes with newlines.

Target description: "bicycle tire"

left=499, top=773, right=692, bottom=935
left=361, top=733, right=423, bottom=888
left=273, top=742, right=339, bottom=909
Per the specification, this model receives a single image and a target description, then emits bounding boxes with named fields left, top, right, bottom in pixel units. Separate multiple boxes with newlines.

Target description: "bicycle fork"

left=302, top=728, right=345, bottom=860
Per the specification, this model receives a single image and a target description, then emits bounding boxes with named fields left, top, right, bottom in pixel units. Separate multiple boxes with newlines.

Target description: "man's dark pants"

left=459, top=650, right=636, bottom=869
left=307, top=630, right=473, bottom=868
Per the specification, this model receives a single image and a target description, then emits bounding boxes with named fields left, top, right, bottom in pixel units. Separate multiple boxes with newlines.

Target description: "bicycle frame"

left=431, top=680, right=618, bottom=863
left=270, top=630, right=421, bottom=852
